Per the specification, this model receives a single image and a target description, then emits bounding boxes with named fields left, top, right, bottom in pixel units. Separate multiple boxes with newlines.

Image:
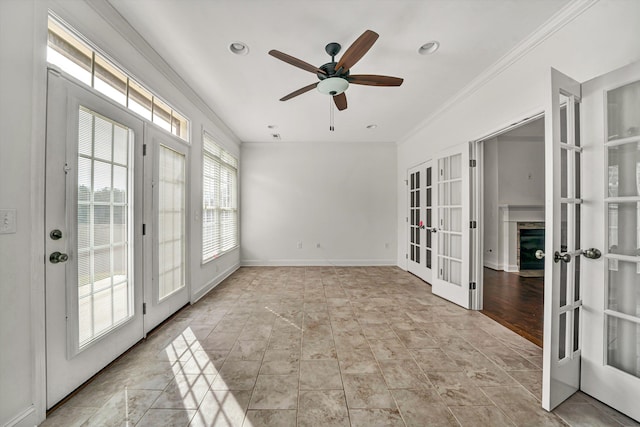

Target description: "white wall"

left=497, top=140, right=545, bottom=206
left=241, top=142, right=397, bottom=265
left=483, top=138, right=500, bottom=268
left=397, top=0, right=640, bottom=268
left=0, top=1, right=242, bottom=425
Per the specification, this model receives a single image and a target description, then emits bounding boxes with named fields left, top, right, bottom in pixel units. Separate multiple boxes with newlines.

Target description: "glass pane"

left=426, top=230, right=432, bottom=248
left=426, top=250, right=431, bottom=269
left=560, top=257, right=567, bottom=307
left=158, top=146, right=186, bottom=300
left=410, top=173, right=415, bottom=190
left=439, top=233, right=449, bottom=256
left=47, top=18, right=92, bottom=86
left=439, top=183, right=449, bottom=205
left=450, top=208, right=462, bottom=232
left=416, top=171, right=420, bottom=189
left=426, top=167, right=432, bottom=187
left=128, top=79, right=152, bottom=120
left=575, top=151, right=581, bottom=198
left=450, top=260, right=461, bottom=286
left=607, top=259, right=640, bottom=317
left=153, top=97, right=171, bottom=132
left=574, top=255, right=581, bottom=301
left=573, top=307, right=580, bottom=352
left=439, top=257, right=448, bottom=281
left=607, top=142, right=640, bottom=198
left=78, top=109, right=93, bottom=156
left=574, top=101, right=581, bottom=147
left=561, top=147, right=568, bottom=198
left=607, top=315, right=640, bottom=378
left=451, top=181, right=461, bottom=205
left=607, top=80, right=640, bottom=141
left=607, top=202, right=640, bottom=256
left=415, top=246, right=420, bottom=264
left=439, top=208, right=447, bottom=230
left=426, top=188, right=432, bottom=207
left=94, top=55, right=127, bottom=106
left=451, top=234, right=462, bottom=260
left=410, top=245, right=415, bottom=262
left=559, top=312, right=567, bottom=360
left=450, top=154, right=461, bottom=179
left=416, top=189, right=420, bottom=209
left=77, top=108, right=133, bottom=348
left=426, top=209, right=432, bottom=228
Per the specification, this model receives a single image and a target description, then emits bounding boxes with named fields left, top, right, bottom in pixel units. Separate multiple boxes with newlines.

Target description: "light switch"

left=0, top=209, right=17, bottom=234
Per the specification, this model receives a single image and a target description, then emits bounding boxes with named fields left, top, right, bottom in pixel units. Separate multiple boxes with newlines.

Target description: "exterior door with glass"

left=432, top=143, right=471, bottom=309
left=45, top=70, right=144, bottom=407
left=407, top=161, right=434, bottom=283
left=143, top=125, right=190, bottom=333
left=580, top=61, right=640, bottom=421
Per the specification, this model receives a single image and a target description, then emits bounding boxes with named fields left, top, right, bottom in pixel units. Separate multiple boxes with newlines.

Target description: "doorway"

left=480, top=117, right=546, bottom=346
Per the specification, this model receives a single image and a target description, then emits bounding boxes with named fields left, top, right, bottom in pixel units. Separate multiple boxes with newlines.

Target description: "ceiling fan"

left=268, top=30, right=404, bottom=111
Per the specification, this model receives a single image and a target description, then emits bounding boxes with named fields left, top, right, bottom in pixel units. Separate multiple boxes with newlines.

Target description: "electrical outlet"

left=0, top=209, right=16, bottom=234
left=316, top=243, right=321, bottom=248
left=297, top=241, right=303, bottom=249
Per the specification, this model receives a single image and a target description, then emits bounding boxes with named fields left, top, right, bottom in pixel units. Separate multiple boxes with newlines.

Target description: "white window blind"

left=202, top=133, right=238, bottom=262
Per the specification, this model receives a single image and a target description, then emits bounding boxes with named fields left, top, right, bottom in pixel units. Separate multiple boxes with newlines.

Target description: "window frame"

left=201, top=132, right=239, bottom=263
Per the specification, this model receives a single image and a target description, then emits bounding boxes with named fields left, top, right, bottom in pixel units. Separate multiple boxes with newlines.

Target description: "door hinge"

left=142, top=223, right=146, bottom=235
left=469, top=159, right=476, bottom=167
left=143, top=302, right=147, bottom=315
left=406, top=217, right=408, bottom=223
left=404, top=179, right=408, bottom=186
left=405, top=254, right=408, bottom=259
left=470, top=221, right=477, bottom=229
left=143, top=144, right=147, bottom=156
left=469, top=282, right=476, bottom=290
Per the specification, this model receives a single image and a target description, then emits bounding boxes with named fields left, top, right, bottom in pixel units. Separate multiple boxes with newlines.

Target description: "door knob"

left=581, top=248, right=602, bottom=259
left=431, top=228, right=437, bottom=233
left=49, top=229, right=63, bottom=240
left=554, top=251, right=571, bottom=263
left=535, top=250, right=545, bottom=260
left=50, top=251, right=69, bottom=264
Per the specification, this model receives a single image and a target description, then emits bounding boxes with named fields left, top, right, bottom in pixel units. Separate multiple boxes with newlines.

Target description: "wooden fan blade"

left=280, top=82, right=319, bottom=101
left=349, top=74, right=404, bottom=86
left=333, top=92, right=347, bottom=111
left=335, top=30, right=379, bottom=72
left=269, top=50, right=326, bottom=75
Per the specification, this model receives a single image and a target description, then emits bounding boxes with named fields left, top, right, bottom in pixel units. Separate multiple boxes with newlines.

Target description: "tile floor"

left=41, top=266, right=639, bottom=427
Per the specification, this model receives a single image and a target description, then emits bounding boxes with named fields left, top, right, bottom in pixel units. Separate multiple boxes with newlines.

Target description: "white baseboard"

left=191, top=262, right=240, bottom=303
left=241, top=259, right=397, bottom=267
left=483, top=261, right=502, bottom=270
left=3, top=405, right=36, bottom=427
left=504, top=264, right=520, bottom=272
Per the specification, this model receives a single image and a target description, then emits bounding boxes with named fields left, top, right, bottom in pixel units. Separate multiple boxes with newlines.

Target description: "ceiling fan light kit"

left=268, top=29, right=404, bottom=116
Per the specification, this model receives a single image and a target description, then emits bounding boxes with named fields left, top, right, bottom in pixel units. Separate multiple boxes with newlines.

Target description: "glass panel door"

left=45, top=70, right=144, bottom=408
left=432, top=144, right=470, bottom=308
left=407, top=161, right=433, bottom=283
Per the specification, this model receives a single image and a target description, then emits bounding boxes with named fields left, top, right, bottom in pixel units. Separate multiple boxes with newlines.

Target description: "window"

left=47, top=15, right=190, bottom=142
left=202, top=133, right=238, bottom=261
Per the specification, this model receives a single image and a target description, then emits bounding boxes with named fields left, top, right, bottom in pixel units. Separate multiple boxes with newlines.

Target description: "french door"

left=543, top=62, right=640, bottom=421
left=432, top=143, right=471, bottom=309
left=143, top=125, right=190, bottom=332
left=579, top=61, right=640, bottom=421
left=407, top=161, right=434, bottom=283
left=45, top=70, right=144, bottom=407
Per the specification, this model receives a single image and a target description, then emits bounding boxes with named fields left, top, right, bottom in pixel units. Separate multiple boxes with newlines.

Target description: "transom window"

left=47, top=15, right=190, bottom=142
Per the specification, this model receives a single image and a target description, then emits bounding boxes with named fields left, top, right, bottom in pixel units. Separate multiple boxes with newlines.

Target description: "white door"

left=45, top=70, right=144, bottom=407
left=143, top=125, right=190, bottom=332
left=580, top=61, right=640, bottom=421
left=407, top=161, right=434, bottom=283
left=542, top=68, right=584, bottom=411
left=432, top=143, right=471, bottom=308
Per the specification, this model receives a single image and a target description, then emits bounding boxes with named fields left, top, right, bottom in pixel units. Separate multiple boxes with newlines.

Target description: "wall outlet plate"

left=0, top=209, right=17, bottom=234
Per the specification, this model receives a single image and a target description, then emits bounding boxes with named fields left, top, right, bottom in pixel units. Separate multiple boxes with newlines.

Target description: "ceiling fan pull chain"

left=329, top=97, right=335, bottom=131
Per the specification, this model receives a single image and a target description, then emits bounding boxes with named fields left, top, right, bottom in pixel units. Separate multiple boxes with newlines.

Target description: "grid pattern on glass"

left=47, top=16, right=190, bottom=142
left=425, top=167, right=433, bottom=269
left=158, top=146, right=186, bottom=300
left=77, top=106, right=132, bottom=347
left=202, top=133, right=238, bottom=262
left=557, top=93, right=583, bottom=361
left=604, top=81, right=640, bottom=378
left=409, top=171, right=421, bottom=263
left=436, top=154, right=462, bottom=286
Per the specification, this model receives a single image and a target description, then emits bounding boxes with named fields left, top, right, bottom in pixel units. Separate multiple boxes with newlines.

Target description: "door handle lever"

left=554, top=251, right=571, bottom=263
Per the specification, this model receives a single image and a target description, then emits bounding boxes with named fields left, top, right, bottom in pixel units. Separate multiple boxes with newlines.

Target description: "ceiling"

left=108, top=0, right=571, bottom=144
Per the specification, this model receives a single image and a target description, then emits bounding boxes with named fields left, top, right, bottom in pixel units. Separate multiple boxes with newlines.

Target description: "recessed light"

left=229, top=42, right=249, bottom=55
left=366, top=124, right=377, bottom=129
left=267, top=125, right=277, bottom=129
left=418, top=41, right=439, bottom=55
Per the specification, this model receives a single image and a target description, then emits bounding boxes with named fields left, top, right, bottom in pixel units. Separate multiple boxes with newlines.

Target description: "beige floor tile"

left=369, top=338, right=413, bottom=360
left=189, top=389, right=251, bottom=427
left=481, top=344, right=540, bottom=371
left=83, top=389, right=161, bottom=426
left=378, top=359, right=430, bottom=389
left=342, top=373, right=396, bottom=409
left=411, top=348, right=463, bottom=372
left=301, top=337, right=337, bottom=360
left=449, top=405, right=516, bottom=426
left=211, top=360, right=260, bottom=390
left=136, top=408, right=196, bottom=427
left=298, top=390, right=350, bottom=427
left=349, top=408, right=405, bottom=427
left=227, top=340, right=268, bottom=361
left=481, top=385, right=567, bottom=426
left=152, top=374, right=215, bottom=409
left=391, top=388, right=458, bottom=427
left=427, top=371, right=492, bottom=406
left=300, top=359, right=343, bottom=390
left=248, top=374, right=298, bottom=410
left=40, top=406, right=97, bottom=427
left=260, top=349, right=299, bottom=375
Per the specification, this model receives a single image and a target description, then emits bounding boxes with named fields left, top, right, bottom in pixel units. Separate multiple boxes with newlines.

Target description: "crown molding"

left=397, top=0, right=599, bottom=146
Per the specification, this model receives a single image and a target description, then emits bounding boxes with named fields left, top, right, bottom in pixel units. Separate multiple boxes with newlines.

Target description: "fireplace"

left=519, top=224, right=545, bottom=270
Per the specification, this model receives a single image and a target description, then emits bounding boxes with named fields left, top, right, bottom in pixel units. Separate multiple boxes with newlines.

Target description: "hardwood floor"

left=481, top=267, right=544, bottom=347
